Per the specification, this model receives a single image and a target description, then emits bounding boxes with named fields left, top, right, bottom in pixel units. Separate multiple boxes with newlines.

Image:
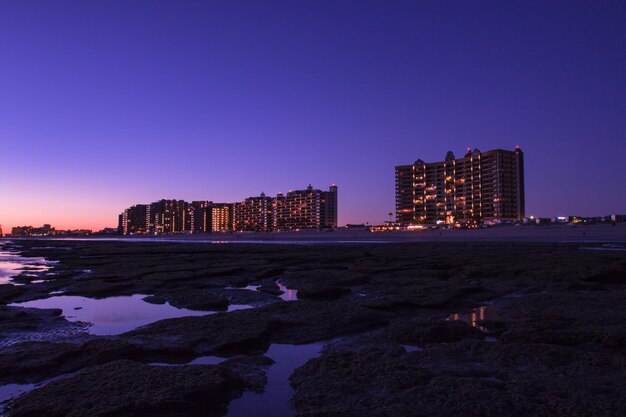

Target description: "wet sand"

left=0, top=235, right=625, bottom=416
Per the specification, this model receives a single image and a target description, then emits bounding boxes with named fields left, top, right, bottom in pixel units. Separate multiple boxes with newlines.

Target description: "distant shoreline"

left=3, top=223, right=626, bottom=243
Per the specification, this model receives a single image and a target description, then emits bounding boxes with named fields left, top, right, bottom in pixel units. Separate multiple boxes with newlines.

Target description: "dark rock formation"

left=7, top=360, right=245, bottom=417
left=387, top=317, right=483, bottom=344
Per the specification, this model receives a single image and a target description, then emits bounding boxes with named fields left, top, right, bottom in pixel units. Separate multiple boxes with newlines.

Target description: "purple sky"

left=1, top=1, right=625, bottom=230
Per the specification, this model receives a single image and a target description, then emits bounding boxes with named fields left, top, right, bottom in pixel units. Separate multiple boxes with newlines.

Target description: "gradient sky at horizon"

left=1, top=1, right=625, bottom=231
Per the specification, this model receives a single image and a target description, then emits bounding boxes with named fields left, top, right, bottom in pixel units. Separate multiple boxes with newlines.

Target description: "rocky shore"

left=0, top=238, right=625, bottom=416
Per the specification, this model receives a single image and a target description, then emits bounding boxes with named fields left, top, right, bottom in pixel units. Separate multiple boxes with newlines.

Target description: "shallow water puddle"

left=0, top=383, right=35, bottom=405
left=9, top=295, right=213, bottom=335
left=241, top=284, right=260, bottom=291
left=226, top=343, right=322, bottom=417
left=238, top=280, right=299, bottom=301
left=0, top=372, right=74, bottom=413
left=276, top=281, right=298, bottom=301
left=227, top=304, right=256, bottom=312
left=10, top=294, right=254, bottom=336
left=402, top=344, right=423, bottom=352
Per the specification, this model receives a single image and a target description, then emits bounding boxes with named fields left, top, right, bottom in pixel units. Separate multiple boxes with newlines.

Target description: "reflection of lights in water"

left=235, top=281, right=298, bottom=301
left=449, top=305, right=497, bottom=332
left=276, top=281, right=298, bottom=301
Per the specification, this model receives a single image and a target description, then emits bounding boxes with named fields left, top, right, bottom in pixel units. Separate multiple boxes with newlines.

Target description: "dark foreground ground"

left=1, top=238, right=625, bottom=416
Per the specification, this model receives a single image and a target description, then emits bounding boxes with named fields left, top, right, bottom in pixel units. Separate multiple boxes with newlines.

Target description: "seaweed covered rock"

left=386, top=317, right=483, bottom=345
left=297, top=286, right=350, bottom=300
left=290, top=340, right=626, bottom=417
left=8, top=360, right=245, bottom=417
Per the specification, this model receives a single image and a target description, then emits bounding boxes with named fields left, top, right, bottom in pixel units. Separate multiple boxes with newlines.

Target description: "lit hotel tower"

left=395, top=147, right=525, bottom=225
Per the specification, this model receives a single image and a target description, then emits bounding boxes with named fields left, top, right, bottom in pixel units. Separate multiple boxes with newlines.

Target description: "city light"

left=118, top=185, right=338, bottom=235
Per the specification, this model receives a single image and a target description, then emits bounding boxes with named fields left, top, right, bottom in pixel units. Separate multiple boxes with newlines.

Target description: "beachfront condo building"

left=273, top=185, right=338, bottom=230
left=146, top=199, right=188, bottom=234
left=190, top=201, right=211, bottom=233
left=234, top=193, right=274, bottom=232
left=395, top=147, right=524, bottom=225
left=117, top=185, right=337, bottom=234
left=211, top=203, right=234, bottom=232
left=121, top=204, right=148, bottom=235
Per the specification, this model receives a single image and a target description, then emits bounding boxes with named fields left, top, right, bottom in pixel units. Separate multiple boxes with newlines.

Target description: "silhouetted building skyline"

left=9, top=224, right=92, bottom=236
left=117, top=185, right=338, bottom=234
left=122, top=204, right=148, bottom=235
left=396, top=148, right=524, bottom=225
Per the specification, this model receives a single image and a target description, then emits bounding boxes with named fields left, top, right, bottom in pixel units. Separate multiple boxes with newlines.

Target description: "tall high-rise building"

left=323, top=184, right=338, bottom=228
left=121, top=204, right=148, bottom=235
left=273, top=193, right=287, bottom=230
left=395, top=147, right=524, bottom=224
left=190, top=201, right=211, bottom=233
left=273, top=185, right=338, bottom=230
left=145, top=199, right=188, bottom=234
left=211, top=203, right=233, bottom=232
left=234, top=193, right=273, bottom=232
